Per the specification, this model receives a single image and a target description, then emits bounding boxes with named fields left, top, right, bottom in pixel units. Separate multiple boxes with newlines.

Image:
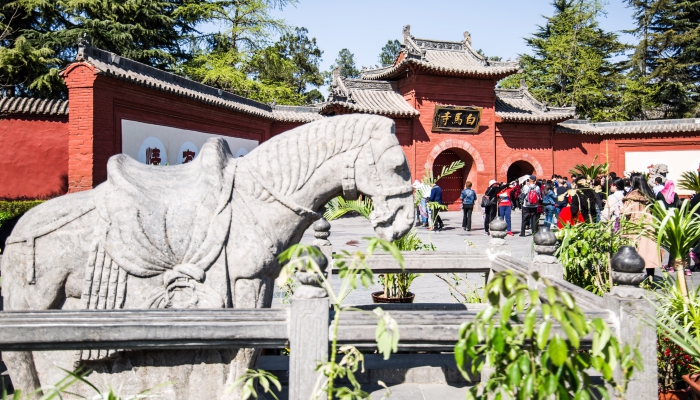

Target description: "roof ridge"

left=76, top=42, right=272, bottom=113
left=0, top=96, right=69, bottom=116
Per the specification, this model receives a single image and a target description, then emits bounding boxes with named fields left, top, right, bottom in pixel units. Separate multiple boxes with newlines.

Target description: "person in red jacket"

left=497, top=181, right=516, bottom=236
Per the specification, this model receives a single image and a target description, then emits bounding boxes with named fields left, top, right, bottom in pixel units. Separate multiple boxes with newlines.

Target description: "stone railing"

left=0, top=219, right=657, bottom=399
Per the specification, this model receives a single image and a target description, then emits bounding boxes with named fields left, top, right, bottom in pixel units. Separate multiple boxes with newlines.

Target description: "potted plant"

left=648, top=200, right=700, bottom=298
left=650, top=276, right=700, bottom=399
left=323, top=161, right=462, bottom=303
left=659, top=336, right=693, bottom=399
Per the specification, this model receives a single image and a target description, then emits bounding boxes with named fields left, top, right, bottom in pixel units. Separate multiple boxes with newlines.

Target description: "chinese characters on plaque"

left=431, top=105, right=482, bottom=133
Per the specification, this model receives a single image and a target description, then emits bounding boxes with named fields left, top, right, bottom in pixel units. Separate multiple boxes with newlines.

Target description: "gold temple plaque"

left=431, top=105, right=482, bottom=133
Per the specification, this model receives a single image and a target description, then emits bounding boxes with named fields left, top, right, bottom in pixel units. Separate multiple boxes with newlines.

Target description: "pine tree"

left=0, top=0, right=198, bottom=97
left=330, top=48, right=360, bottom=79
left=378, top=39, right=401, bottom=67
left=645, top=0, right=700, bottom=117
left=500, top=0, right=628, bottom=121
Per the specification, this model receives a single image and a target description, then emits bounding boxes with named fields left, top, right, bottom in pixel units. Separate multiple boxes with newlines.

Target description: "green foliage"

left=1, top=0, right=195, bottom=97
left=626, top=0, right=700, bottom=118
left=0, top=200, right=43, bottom=228
left=455, top=270, right=642, bottom=399
left=277, top=240, right=403, bottom=399
left=324, top=198, right=433, bottom=300
left=182, top=48, right=307, bottom=104
left=230, top=369, right=282, bottom=400
left=324, top=196, right=373, bottom=221
left=434, top=273, right=485, bottom=304
left=378, top=39, right=401, bottom=67
left=499, top=0, right=628, bottom=122
left=678, top=170, right=700, bottom=194
left=568, top=156, right=609, bottom=180
left=330, top=48, right=360, bottom=79
left=555, top=220, right=631, bottom=295
left=175, top=0, right=294, bottom=52
left=2, top=368, right=171, bottom=399
left=650, top=277, right=700, bottom=390
left=648, top=199, right=700, bottom=266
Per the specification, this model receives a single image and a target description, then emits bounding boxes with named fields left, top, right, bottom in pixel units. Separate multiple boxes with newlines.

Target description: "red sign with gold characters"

left=431, top=105, right=482, bottom=133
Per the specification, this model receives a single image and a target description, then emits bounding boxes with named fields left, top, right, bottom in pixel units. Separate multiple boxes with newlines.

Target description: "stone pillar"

left=487, top=217, right=510, bottom=257
left=604, top=246, right=656, bottom=399
left=531, top=226, right=563, bottom=280
left=312, top=218, right=333, bottom=273
left=289, top=247, right=330, bottom=400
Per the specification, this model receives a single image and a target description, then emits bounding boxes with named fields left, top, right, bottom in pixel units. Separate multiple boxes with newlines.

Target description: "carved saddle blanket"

left=89, top=138, right=236, bottom=308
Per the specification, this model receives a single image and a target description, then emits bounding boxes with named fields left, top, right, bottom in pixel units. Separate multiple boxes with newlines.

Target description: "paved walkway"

left=277, top=210, right=537, bottom=306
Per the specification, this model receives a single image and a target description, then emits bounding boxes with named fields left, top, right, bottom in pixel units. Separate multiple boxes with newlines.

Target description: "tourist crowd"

left=414, top=167, right=700, bottom=276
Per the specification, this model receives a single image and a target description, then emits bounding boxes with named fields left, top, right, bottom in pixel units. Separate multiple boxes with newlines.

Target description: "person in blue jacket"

left=428, top=183, right=444, bottom=231
left=459, top=181, right=477, bottom=231
left=542, top=181, right=558, bottom=228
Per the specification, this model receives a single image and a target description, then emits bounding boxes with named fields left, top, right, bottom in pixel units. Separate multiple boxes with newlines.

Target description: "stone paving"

left=289, top=209, right=536, bottom=306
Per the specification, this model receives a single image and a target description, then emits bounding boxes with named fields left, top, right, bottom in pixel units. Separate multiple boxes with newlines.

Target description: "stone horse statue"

left=1, top=114, right=414, bottom=399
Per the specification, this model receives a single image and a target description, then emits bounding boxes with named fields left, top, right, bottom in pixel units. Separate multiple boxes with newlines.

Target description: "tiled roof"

left=0, top=97, right=68, bottom=116
left=556, top=118, right=700, bottom=135
left=322, top=71, right=419, bottom=118
left=361, top=26, right=519, bottom=81
left=69, top=41, right=320, bottom=123
left=495, top=87, right=575, bottom=123
left=271, top=105, right=323, bottom=122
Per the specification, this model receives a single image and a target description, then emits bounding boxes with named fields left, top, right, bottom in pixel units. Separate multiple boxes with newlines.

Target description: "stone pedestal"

left=530, top=226, right=563, bottom=280
left=289, top=246, right=329, bottom=400
left=487, top=217, right=510, bottom=257
left=312, top=219, right=333, bottom=274
left=604, top=245, right=656, bottom=399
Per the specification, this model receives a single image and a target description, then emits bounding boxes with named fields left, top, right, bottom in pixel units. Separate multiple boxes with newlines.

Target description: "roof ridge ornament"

left=76, top=33, right=91, bottom=61
left=463, top=31, right=472, bottom=45
left=402, top=24, right=425, bottom=59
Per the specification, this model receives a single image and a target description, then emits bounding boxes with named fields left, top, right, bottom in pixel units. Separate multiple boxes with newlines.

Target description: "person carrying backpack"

left=460, top=181, right=477, bottom=231
left=520, top=175, right=541, bottom=237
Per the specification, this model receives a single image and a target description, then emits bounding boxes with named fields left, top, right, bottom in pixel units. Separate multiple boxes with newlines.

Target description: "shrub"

left=554, top=220, right=631, bottom=296
left=455, top=270, right=642, bottom=399
left=0, top=200, right=44, bottom=228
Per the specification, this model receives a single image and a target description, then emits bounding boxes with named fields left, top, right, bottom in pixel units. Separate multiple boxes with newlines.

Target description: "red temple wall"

left=496, top=123, right=554, bottom=183
left=0, top=115, right=69, bottom=199
left=400, top=75, right=497, bottom=209
left=62, top=63, right=273, bottom=192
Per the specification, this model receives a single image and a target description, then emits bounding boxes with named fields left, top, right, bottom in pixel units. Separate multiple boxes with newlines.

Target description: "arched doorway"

left=432, top=149, right=475, bottom=210
left=507, top=161, right=535, bottom=183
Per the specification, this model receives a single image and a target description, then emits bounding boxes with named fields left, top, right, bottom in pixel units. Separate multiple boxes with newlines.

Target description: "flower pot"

left=660, top=389, right=690, bottom=400
left=682, top=374, right=700, bottom=399
left=371, top=291, right=415, bottom=303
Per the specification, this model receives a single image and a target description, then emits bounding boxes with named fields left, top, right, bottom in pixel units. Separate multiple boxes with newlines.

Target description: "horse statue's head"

left=340, top=116, right=415, bottom=241
left=238, top=114, right=414, bottom=242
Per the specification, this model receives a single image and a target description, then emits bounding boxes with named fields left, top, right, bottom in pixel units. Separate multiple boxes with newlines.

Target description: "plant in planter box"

left=555, top=219, right=632, bottom=296
left=324, top=162, right=462, bottom=302
left=647, top=199, right=700, bottom=298
left=658, top=336, right=694, bottom=394
left=455, top=270, right=642, bottom=399
left=650, top=278, right=700, bottom=397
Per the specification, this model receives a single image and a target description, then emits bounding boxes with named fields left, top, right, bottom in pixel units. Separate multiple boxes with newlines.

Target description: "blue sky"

left=269, top=0, right=637, bottom=73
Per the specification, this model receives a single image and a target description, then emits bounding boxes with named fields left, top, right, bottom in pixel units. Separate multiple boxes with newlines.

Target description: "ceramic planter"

left=659, top=389, right=690, bottom=400
left=371, top=291, right=415, bottom=303
left=682, top=374, right=700, bottom=399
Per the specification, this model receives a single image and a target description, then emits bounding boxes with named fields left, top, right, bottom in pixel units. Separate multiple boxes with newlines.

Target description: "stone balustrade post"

left=288, top=246, right=330, bottom=400
left=312, top=218, right=333, bottom=274
left=603, top=246, right=656, bottom=399
left=530, top=226, right=563, bottom=280
left=487, top=216, right=510, bottom=257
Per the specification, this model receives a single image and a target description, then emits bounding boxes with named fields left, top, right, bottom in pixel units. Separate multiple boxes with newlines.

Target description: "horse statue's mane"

left=241, top=114, right=394, bottom=197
